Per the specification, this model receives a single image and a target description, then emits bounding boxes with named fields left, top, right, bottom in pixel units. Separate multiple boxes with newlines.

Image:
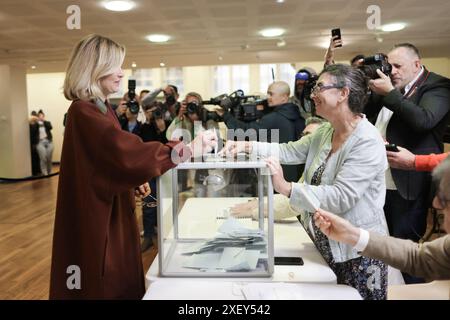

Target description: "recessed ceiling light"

left=31, top=65, right=36, bottom=69
left=380, top=22, right=406, bottom=32
left=276, top=0, right=285, bottom=3
left=103, top=1, right=135, bottom=12
left=260, top=28, right=285, bottom=38
left=146, top=34, right=171, bottom=43
left=159, top=62, right=165, bottom=67
left=277, top=39, right=286, bottom=47
left=131, top=62, right=137, bottom=68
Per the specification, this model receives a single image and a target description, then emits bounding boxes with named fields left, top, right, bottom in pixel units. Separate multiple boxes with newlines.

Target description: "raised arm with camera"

left=364, top=47, right=450, bottom=133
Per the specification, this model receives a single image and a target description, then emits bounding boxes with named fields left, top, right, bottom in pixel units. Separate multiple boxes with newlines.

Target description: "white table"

left=143, top=279, right=362, bottom=300
left=143, top=198, right=363, bottom=300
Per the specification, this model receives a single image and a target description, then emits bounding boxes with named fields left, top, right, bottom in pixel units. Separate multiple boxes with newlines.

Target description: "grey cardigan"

left=252, top=117, right=389, bottom=262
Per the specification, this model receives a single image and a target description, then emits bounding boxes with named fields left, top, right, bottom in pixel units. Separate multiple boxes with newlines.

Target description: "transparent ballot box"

left=156, top=158, right=274, bottom=277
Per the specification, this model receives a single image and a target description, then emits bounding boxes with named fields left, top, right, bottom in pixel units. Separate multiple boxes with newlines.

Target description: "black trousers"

left=384, top=190, right=429, bottom=284
left=384, top=190, right=429, bottom=241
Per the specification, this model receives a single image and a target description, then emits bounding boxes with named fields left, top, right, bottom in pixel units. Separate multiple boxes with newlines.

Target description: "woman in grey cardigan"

left=222, top=64, right=389, bottom=299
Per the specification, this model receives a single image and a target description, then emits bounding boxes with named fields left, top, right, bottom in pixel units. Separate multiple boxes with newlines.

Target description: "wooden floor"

left=0, top=169, right=157, bottom=300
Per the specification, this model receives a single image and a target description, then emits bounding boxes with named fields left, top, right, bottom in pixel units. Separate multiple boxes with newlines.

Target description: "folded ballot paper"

left=182, top=218, right=266, bottom=271
left=295, top=183, right=320, bottom=213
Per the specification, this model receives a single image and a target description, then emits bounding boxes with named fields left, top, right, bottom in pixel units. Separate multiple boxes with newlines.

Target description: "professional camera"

left=303, top=74, right=319, bottom=101
left=186, top=100, right=222, bottom=123
left=359, top=53, right=392, bottom=79
left=127, top=79, right=140, bottom=114
left=203, top=90, right=265, bottom=122
left=152, top=108, right=163, bottom=120
left=186, top=101, right=201, bottom=115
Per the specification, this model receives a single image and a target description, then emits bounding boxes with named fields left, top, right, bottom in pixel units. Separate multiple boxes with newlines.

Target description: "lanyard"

left=403, top=69, right=430, bottom=99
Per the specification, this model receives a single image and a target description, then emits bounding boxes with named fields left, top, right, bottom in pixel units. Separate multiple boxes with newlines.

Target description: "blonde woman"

left=50, top=34, right=216, bottom=299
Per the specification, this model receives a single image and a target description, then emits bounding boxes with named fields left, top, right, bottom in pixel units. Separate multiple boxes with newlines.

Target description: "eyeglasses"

left=311, top=83, right=344, bottom=95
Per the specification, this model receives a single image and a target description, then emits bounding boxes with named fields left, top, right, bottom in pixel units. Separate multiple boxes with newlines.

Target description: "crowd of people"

left=48, top=33, right=450, bottom=300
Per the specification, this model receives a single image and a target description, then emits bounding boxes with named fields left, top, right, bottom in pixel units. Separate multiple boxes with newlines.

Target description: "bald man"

left=219, top=81, right=305, bottom=182
left=364, top=43, right=450, bottom=283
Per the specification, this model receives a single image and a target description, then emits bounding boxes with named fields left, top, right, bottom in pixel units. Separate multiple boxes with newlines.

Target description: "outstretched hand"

left=313, top=208, right=360, bottom=246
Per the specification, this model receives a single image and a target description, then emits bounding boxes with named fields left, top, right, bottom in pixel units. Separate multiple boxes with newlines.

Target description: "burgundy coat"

left=50, top=99, right=179, bottom=299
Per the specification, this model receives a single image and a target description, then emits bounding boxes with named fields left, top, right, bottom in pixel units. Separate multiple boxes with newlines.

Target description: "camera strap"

left=403, top=69, right=430, bottom=99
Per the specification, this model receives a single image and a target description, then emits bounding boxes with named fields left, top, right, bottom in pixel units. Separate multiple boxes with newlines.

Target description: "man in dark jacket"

left=364, top=43, right=450, bottom=283
left=29, top=109, right=54, bottom=175
left=220, top=81, right=305, bottom=182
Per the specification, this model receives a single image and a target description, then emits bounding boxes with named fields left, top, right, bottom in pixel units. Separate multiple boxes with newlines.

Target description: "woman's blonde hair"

left=63, top=34, right=125, bottom=101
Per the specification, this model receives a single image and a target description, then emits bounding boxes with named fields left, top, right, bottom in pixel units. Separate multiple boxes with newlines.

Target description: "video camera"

left=127, top=79, right=140, bottom=114
left=203, top=90, right=266, bottom=122
left=359, top=54, right=392, bottom=79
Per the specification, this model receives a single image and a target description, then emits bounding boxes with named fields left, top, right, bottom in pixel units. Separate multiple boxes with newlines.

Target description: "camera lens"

left=127, top=100, right=140, bottom=114
left=186, top=101, right=199, bottom=114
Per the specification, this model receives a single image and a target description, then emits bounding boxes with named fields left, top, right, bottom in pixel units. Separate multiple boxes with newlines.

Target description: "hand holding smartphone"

left=331, top=28, right=342, bottom=47
left=385, top=143, right=400, bottom=152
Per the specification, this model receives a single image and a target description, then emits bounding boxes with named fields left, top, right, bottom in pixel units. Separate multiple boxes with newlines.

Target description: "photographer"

left=219, top=81, right=305, bottom=182
left=167, top=92, right=226, bottom=197
left=166, top=92, right=220, bottom=142
left=291, top=68, right=318, bottom=119
left=139, top=102, right=170, bottom=252
left=117, top=92, right=143, bottom=135
left=363, top=43, right=450, bottom=283
left=141, top=85, right=180, bottom=121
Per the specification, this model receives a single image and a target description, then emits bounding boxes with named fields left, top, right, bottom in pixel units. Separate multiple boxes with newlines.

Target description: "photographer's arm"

left=141, top=87, right=163, bottom=107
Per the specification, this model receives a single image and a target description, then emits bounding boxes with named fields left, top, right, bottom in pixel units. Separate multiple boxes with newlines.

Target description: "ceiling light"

left=159, top=62, right=165, bottom=67
left=260, top=28, right=285, bottom=38
left=276, top=0, right=285, bottom=3
left=31, top=65, right=36, bottom=69
left=380, top=22, right=406, bottom=32
left=131, top=62, right=137, bottom=68
left=146, top=34, right=171, bottom=43
left=277, top=39, right=286, bottom=47
left=103, top=1, right=135, bottom=12
left=218, top=56, right=223, bottom=61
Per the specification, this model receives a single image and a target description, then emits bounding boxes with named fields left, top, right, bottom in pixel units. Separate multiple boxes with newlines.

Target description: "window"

left=132, top=68, right=153, bottom=92
left=163, top=67, right=184, bottom=95
left=212, top=65, right=250, bottom=96
left=213, top=66, right=230, bottom=95
left=259, top=64, right=277, bottom=93
left=259, top=63, right=296, bottom=95
left=278, top=63, right=296, bottom=95
left=231, top=65, right=249, bottom=94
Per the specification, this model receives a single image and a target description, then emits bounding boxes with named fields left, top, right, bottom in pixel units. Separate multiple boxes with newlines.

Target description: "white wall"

left=0, top=65, right=31, bottom=178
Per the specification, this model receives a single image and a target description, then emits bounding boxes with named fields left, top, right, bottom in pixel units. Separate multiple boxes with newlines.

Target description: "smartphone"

left=385, top=144, right=400, bottom=152
left=331, top=28, right=342, bottom=47
left=274, top=256, right=304, bottom=266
